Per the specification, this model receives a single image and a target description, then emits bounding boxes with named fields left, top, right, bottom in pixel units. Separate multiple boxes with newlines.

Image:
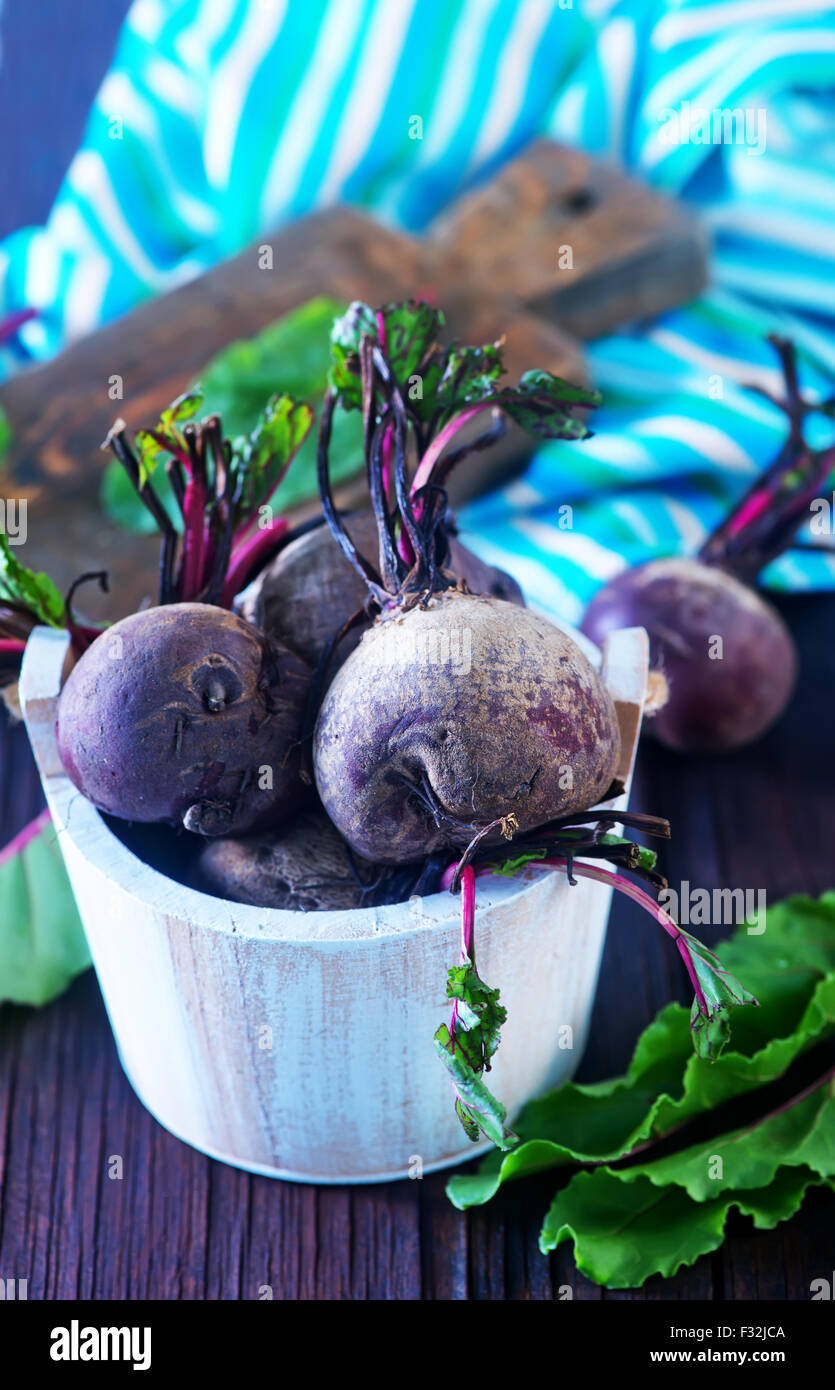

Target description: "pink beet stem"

left=221, top=517, right=289, bottom=607
left=0, top=807, right=51, bottom=867
left=460, top=865, right=476, bottom=960
left=381, top=420, right=394, bottom=499
left=470, top=856, right=711, bottom=1019
left=375, top=309, right=387, bottom=352
left=0, top=639, right=26, bottom=655
left=179, top=479, right=207, bottom=599
left=375, top=313, right=406, bottom=557
left=449, top=864, right=476, bottom=1040
left=725, top=488, right=773, bottom=537
left=411, top=403, right=492, bottom=504
left=539, top=858, right=710, bottom=1019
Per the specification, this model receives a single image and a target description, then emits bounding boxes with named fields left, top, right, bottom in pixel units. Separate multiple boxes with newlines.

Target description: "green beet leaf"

left=434, top=953, right=516, bottom=1149
left=0, top=406, right=11, bottom=462
left=624, top=1063, right=835, bottom=1201
left=434, top=1024, right=517, bottom=1151
left=328, top=301, right=600, bottom=445
left=0, top=813, right=90, bottom=1007
left=0, top=533, right=65, bottom=627
left=329, top=299, right=444, bottom=413
left=492, top=370, right=601, bottom=440
left=232, top=394, right=315, bottom=518
left=444, top=956, right=507, bottom=1070
left=447, top=895, right=835, bottom=1211
left=539, top=1165, right=831, bottom=1289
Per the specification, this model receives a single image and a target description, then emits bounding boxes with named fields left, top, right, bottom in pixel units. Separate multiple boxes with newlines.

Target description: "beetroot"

left=195, top=810, right=372, bottom=910
left=582, top=558, right=796, bottom=753
left=57, top=603, right=310, bottom=836
left=314, top=589, right=620, bottom=863
left=582, top=336, right=831, bottom=754
left=311, top=309, right=619, bottom=864
left=236, top=509, right=523, bottom=667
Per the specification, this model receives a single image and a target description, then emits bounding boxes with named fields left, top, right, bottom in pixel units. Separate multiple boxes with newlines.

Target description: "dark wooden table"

left=1, top=590, right=832, bottom=1300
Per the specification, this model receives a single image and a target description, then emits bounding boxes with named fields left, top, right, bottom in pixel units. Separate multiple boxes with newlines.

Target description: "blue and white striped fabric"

left=2, top=0, right=834, bottom=623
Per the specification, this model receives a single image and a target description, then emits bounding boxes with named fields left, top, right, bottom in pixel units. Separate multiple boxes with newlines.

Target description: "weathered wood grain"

left=430, top=140, right=708, bottom=339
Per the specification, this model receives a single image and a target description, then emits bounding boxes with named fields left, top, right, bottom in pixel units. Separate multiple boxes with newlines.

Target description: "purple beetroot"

left=582, top=558, right=796, bottom=753
left=583, top=336, right=833, bottom=753
left=57, top=603, right=310, bottom=836
left=236, top=508, right=524, bottom=668
left=314, top=588, right=621, bottom=863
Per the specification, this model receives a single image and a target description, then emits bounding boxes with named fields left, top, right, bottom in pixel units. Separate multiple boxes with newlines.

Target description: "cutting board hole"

left=563, top=187, right=596, bottom=214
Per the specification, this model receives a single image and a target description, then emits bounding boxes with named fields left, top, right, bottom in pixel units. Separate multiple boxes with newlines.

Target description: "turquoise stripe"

left=283, top=1, right=378, bottom=215
left=219, top=4, right=321, bottom=249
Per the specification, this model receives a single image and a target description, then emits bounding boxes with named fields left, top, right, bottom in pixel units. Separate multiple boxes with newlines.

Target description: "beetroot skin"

left=314, top=590, right=621, bottom=864
left=582, top=558, right=797, bottom=753
left=237, top=510, right=524, bottom=668
left=56, top=603, right=310, bottom=836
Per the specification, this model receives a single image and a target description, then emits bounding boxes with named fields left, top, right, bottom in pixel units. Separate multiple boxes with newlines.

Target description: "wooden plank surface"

left=429, top=140, right=708, bottom=340
left=1, top=589, right=832, bottom=1299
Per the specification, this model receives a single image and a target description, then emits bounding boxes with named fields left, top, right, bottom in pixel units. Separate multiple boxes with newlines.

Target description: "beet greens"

left=103, top=390, right=313, bottom=609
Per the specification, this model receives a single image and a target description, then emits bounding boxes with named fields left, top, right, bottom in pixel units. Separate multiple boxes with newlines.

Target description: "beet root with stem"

left=235, top=509, right=524, bottom=668
left=582, top=558, right=797, bottom=753
left=314, top=590, right=621, bottom=864
left=56, top=603, right=311, bottom=836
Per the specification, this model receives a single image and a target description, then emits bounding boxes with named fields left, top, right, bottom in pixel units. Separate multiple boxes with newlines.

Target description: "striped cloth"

left=2, top=0, right=834, bottom=623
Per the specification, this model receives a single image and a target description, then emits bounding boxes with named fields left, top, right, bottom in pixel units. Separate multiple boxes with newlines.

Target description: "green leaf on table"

left=101, top=297, right=363, bottom=533
left=447, top=894, right=835, bottom=1210
left=539, top=1063, right=835, bottom=1287
left=625, top=1065, right=835, bottom=1201
left=0, top=533, right=65, bottom=626
left=0, top=406, right=11, bottom=462
left=539, top=1165, right=832, bottom=1289
left=0, top=812, right=90, bottom=1006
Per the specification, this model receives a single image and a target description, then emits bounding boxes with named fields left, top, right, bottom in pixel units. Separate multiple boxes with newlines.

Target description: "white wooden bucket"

left=19, top=623, right=648, bottom=1183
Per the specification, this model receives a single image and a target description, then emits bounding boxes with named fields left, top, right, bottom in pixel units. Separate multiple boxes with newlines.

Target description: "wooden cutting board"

left=0, top=141, right=706, bottom=621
